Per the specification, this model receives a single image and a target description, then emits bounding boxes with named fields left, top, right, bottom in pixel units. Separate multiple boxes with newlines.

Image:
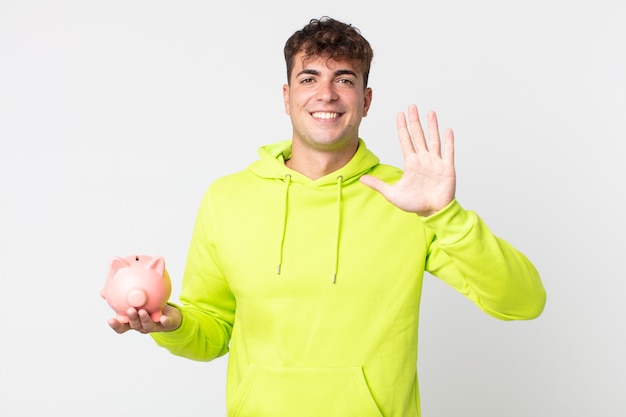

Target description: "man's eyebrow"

left=334, top=69, right=358, bottom=77
left=296, top=69, right=321, bottom=77
left=295, top=69, right=359, bottom=78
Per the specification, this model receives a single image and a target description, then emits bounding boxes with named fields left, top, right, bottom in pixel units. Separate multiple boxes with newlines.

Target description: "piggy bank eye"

left=135, top=256, right=140, bottom=261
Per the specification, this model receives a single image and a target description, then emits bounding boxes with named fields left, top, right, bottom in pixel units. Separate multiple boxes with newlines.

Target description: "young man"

left=108, top=17, right=546, bottom=417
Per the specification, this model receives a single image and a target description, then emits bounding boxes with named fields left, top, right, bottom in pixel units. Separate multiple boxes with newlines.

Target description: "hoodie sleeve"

left=151, top=187, right=235, bottom=361
left=422, top=199, right=546, bottom=320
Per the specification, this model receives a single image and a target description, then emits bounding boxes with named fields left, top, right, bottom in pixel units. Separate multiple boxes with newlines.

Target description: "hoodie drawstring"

left=332, top=175, right=343, bottom=284
left=277, top=173, right=343, bottom=285
left=277, top=174, right=292, bottom=275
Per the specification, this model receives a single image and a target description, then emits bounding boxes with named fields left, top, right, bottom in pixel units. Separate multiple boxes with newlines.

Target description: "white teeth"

left=312, top=112, right=339, bottom=119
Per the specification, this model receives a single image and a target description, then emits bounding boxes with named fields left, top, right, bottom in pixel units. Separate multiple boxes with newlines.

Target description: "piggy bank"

left=101, top=255, right=172, bottom=323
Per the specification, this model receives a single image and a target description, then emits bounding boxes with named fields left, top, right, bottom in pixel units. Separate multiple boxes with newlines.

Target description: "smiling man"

left=283, top=51, right=372, bottom=178
left=107, top=17, right=546, bottom=417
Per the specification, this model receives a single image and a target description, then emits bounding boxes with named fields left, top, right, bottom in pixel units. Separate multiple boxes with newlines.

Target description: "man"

left=107, top=17, right=546, bottom=417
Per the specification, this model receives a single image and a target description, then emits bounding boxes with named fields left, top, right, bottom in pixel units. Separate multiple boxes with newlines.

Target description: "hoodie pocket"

left=230, top=365, right=384, bottom=417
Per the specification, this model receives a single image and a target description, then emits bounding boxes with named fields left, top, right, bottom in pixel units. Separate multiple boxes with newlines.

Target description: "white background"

left=1, top=1, right=624, bottom=416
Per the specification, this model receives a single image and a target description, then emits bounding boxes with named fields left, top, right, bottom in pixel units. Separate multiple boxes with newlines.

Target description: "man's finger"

left=396, top=111, right=417, bottom=156
left=407, top=105, right=427, bottom=152
left=443, top=128, right=455, bottom=164
left=108, top=318, right=130, bottom=334
left=427, top=111, right=442, bottom=158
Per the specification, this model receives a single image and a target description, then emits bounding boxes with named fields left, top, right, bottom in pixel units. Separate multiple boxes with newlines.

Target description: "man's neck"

left=286, top=140, right=358, bottom=180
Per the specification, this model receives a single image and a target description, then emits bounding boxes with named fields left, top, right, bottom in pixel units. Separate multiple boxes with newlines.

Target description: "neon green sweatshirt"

left=152, top=139, right=546, bottom=417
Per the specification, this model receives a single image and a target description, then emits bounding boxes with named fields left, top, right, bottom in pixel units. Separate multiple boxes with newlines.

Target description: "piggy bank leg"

left=150, top=311, right=163, bottom=322
left=116, top=313, right=130, bottom=324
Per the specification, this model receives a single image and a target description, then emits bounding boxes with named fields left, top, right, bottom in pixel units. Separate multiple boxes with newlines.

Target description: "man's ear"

left=363, top=87, right=373, bottom=117
left=283, top=84, right=291, bottom=115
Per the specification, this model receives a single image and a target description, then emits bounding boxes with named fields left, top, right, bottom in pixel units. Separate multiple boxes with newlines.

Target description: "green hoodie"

left=152, top=139, right=546, bottom=417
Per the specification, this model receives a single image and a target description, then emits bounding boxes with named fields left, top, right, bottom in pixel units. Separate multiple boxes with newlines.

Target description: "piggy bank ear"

left=146, top=256, right=165, bottom=276
left=110, top=256, right=130, bottom=275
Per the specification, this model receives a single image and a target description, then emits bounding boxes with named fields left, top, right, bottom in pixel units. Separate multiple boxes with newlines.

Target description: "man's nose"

left=317, top=82, right=338, bottom=102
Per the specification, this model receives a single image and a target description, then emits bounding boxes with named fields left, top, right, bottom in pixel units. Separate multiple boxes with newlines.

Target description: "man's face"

left=283, top=52, right=372, bottom=152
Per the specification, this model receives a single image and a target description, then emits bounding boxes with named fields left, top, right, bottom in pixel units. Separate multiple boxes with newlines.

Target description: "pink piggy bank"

left=101, top=255, right=172, bottom=323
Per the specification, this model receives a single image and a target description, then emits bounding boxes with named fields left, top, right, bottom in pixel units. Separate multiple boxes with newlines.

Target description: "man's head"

left=284, top=17, right=374, bottom=88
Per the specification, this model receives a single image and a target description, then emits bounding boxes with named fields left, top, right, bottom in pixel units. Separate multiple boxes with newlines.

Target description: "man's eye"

left=338, top=78, right=354, bottom=84
left=300, top=78, right=314, bottom=84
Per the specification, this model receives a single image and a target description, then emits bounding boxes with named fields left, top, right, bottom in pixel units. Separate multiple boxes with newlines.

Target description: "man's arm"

left=361, top=104, right=545, bottom=319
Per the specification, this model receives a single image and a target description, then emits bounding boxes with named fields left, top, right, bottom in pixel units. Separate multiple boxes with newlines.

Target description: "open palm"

left=360, top=105, right=456, bottom=217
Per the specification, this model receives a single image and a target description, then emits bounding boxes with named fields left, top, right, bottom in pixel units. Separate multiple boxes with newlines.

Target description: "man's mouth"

left=311, top=112, right=341, bottom=120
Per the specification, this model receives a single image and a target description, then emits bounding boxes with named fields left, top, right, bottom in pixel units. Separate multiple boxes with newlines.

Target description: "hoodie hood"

left=248, top=139, right=380, bottom=188
left=247, top=139, right=380, bottom=282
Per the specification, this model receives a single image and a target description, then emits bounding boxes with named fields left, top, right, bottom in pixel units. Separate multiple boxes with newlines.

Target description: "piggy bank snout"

left=127, top=288, right=148, bottom=308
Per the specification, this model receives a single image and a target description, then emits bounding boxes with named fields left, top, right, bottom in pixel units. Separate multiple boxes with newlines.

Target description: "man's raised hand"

left=360, top=104, right=456, bottom=217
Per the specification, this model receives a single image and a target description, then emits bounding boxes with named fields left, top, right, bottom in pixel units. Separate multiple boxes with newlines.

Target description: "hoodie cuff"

left=150, top=303, right=194, bottom=347
left=419, top=199, right=475, bottom=245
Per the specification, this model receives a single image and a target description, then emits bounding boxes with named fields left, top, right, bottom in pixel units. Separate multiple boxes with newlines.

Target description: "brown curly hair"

left=284, top=17, right=374, bottom=87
